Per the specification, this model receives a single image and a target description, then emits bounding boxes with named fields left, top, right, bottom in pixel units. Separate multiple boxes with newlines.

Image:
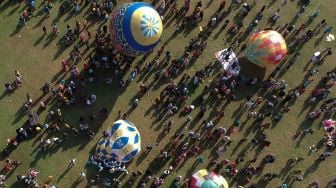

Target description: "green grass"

left=0, top=0, right=335, bottom=187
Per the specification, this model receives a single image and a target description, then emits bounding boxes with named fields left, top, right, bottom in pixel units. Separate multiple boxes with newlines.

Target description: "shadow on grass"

left=0, top=0, right=17, bottom=12
left=10, top=24, right=24, bottom=37
left=33, top=15, right=48, bottom=29
left=43, top=33, right=58, bottom=48
left=11, top=105, right=27, bottom=125
left=34, top=33, right=46, bottom=46
left=0, top=90, right=15, bottom=101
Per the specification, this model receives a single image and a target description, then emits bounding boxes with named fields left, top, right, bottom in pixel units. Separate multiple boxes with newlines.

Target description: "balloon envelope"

left=95, top=120, right=141, bottom=162
left=110, top=2, right=163, bottom=56
left=190, top=169, right=229, bottom=188
left=246, top=30, right=287, bottom=67
left=201, top=180, right=219, bottom=188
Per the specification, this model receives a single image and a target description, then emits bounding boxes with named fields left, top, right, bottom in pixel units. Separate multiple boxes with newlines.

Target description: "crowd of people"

left=1, top=0, right=335, bottom=187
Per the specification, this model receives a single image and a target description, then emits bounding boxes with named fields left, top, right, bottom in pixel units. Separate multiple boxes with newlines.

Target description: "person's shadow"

left=71, top=177, right=85, bottom=188
left=57, top=166, right=72, bottom=183
left=34, top=34, right=46, bottom=46
left=10, top=24, right=24, bottom=37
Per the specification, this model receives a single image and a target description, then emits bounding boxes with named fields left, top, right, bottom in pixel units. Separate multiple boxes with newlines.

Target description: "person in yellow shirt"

left=47, top=175, right=54, bottom=184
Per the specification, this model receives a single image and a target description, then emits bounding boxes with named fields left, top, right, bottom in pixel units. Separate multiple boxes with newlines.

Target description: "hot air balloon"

left=246, top=30, right=287, bottom=67
left=95, top=120, right=141, bottom=162
left=110, top=2, right=163, bottom=56
left=190, top=169, right=229, bottom=188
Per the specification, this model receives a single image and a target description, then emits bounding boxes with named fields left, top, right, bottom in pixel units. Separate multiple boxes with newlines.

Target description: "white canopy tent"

left=215, top=49, right=240, bottom=78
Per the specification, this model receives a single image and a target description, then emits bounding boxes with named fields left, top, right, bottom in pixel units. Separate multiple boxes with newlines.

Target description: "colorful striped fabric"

left=190, top=169, right=229, bottom=188
left=246, top=30, right=287, bottom=68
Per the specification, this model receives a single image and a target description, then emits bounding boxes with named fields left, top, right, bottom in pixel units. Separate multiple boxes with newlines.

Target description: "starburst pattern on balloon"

left=140, top=14, right=160, bottom=38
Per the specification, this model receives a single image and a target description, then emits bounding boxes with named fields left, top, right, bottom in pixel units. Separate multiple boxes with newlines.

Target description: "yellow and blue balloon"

left=110, top=2, right=163, bottom=56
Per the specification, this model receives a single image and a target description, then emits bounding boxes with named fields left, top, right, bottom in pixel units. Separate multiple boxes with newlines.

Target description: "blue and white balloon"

left=95, top=120, right=141, bottom=162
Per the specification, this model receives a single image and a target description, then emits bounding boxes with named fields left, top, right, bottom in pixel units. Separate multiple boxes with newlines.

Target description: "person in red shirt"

left=217, top=111, right=225, bottom=120
left=298, top=87, right=306, bottom=95
left=170, top=138, right=179, bottom=149
left=157, top=46, right=165, bottom=57
left=192, top=50, right=200, bottom=58
left=193, top=146, right=200, bottom=155
left=219, top=0, right=226, bottom=11
left=205, top=131, right=213, bottom=140
left=61, top=60, right=68, bottom=70
left=3, top=159, right=13, bottom=172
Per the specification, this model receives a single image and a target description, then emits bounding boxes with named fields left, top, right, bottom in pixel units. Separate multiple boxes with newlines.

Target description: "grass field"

left=0, top=0, right=335, bottom=187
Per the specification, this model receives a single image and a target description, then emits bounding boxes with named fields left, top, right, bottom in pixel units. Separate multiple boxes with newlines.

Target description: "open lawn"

left=0, top=0, right=335, bottom=187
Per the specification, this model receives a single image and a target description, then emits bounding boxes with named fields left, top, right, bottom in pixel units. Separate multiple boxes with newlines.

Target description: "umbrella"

left=326, top=34, right=335, bottom=41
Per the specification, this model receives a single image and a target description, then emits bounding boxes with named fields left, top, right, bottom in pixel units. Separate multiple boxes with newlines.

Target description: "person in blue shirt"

left=44, top=6, right=50, bottom=16
left=324, top=26, right=333, bottom=34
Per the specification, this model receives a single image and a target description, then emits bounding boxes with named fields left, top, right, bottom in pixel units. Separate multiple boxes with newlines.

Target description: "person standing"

left=47, top=175, right=54, bottom=184
left=159, top=0, right=166, bottom=15
left=281, top=0, right=287, bottom=6
left=196, top=155, right=205, bottom=164
left=324, top=26, right=333, bottom=34
left=145, top=144, right=153, bottom=153
left=52, top=24, right=59, bottom=35
left=87, top=31, right=91, bottom=41
left=82, top=19, right=87, bottom=29
left=164, top=120, right=173, bottom=133
left=79, top=172, right=86, bottom=180
left=219, top=0, right=226, bottom=11
left=68, top=158, right=76, bottom=168
left=186, top=115, right=192, bottom=122
left=15, top=70, right=22, bottom=78
left=43, top=26, right=47, bottom=34
left=133, top=98, right=139, bottom=107
left=44, top=6, right=50, bottom=16
left=15, top=70, right=23, bottom=87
